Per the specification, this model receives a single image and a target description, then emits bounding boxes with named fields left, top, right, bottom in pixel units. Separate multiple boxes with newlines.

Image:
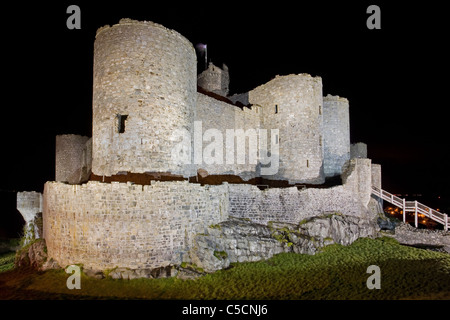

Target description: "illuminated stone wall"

left=55, top=134, right=91, bottom=184
left=195, top=92, right=261, bottom=180
left=322, top=95, right=350, bottom=177
left=43, top=181, right=228, bottom=271
left=249, top=74, right=325, bottom=184
left=42, top=159, right=374, bottom=273
left=228, top=168, right=373, bottom=226
left=197, top=63, right=229, bottom=97
left=17, top=191, right=42, bottom=224
left=17, top=191, right=43, bottom=244
left=92, top=19, right=197, bottom=178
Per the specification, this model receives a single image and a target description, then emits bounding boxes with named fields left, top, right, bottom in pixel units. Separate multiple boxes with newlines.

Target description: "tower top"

left=197, top=62, right=230, bottom=97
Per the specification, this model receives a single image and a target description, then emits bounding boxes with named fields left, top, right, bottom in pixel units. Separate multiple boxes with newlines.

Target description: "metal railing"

left=372, top=185, right=449, bottom=231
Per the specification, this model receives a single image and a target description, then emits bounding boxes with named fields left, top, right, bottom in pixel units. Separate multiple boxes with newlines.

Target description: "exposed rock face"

left=190, top=214, right=379, bottom=273
left=298, top=214, right=378, bottom=246
left=105, top=265, right=178, bottom=280
left=14, top=239, right=59, bottom=271
left=390, top=223, right=450, bottom=253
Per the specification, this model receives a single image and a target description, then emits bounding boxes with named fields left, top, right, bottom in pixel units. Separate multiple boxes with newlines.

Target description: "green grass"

left=0, top=252, right=15, bottom=273
left=0, top=237, right=449, bottom=299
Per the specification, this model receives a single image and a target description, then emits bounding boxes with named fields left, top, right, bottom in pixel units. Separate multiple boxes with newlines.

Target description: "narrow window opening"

left=117, top=114, right=128, bottom=134
left=306, top=160, right=309, bottom=168
left=275, top=104, right=278, bottom=114
left=275, top=134, right=279, bottom=144
left=319, top=136, right=322, bottom=147
left=319, top=105, right=322, bottom=115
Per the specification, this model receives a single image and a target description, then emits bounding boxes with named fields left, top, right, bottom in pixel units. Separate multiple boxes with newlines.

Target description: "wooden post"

left=403, top=198, right=406, bottom=223
left=415, top=200, right=418, bottom=228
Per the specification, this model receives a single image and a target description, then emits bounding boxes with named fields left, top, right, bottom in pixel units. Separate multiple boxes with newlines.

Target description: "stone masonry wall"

left=92, top=19, right=197, bottom=178
left=322, top=95, right=350, bottom=177
left=249, top=74, right=324, bottom=184
left=228, top=184, right=371, bottom=226
left=43, top=181, right=228, bottom=271
left=229, top=157, right=374, bottom=225
left=55, top=135, right=91, bottom=184
left=341, top=158, right=373, bottom=208
left=17, top=191, right=42, bottom=224
left=17, top=191, right=43, bottom=244
left=195, top=92, right=261, bottom=180
left=369, top=163, right=383, bottom=214
left=350, top=142, right=368, bottom=159
left=43, top=157, right=374, bottom=272
left=197, top=63, right=229, bottom=97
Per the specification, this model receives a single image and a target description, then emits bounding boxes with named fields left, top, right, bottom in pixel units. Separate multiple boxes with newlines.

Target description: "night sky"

left=2, top=1, right=448, bottom=203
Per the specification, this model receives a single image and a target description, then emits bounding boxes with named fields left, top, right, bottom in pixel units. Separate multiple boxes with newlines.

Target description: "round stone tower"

left=92, top=19, right=197, bottom=177
left=249, top=74, right=324, bottom=184
left=322, top=94, right=350, bottom=178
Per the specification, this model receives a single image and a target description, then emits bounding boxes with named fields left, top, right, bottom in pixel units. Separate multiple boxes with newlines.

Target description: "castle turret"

left=197, top=62, right=229, bottom=97
left=55, top=134, right=91, bottom=184
left=92, top=19, right=197, bottom=177
left=322, top=94, right=350, bottom=177
left=249, top=74, right=324, bottom=184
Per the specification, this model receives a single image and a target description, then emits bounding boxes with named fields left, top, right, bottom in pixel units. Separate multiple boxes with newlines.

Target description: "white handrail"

left=372, top=186, right=448, bottom=231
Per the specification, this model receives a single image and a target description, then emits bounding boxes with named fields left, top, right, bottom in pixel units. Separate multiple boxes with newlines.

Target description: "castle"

left=17, top=19, right=383, bottom=275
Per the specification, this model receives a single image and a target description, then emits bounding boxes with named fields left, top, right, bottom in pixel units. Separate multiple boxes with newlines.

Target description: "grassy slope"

left=0, top=237, right=449, bottom=300
left=0, top=252, right=15, bottom=273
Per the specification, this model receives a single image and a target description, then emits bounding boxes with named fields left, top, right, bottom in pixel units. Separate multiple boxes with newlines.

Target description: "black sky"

left=3, top=1, right=449, bottom=199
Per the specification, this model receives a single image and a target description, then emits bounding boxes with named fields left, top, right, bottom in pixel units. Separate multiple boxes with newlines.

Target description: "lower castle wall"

left=228, top=184, right=370, bottom=225
left=43, top=181, right=228, bottom=271
left=43, top=158, right=373, bottom=271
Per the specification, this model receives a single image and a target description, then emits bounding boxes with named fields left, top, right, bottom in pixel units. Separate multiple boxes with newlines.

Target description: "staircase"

left=372, top=186, right=449, bottom=231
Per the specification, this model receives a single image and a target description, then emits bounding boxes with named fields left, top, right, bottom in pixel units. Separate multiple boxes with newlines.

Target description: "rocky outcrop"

left=14, top=239, right=59, bottom=271
left=105, top=265, right=178, bottom=280
left=189, top=214, right=379, bottom=273
left=390, top=223, right=450, bottom=253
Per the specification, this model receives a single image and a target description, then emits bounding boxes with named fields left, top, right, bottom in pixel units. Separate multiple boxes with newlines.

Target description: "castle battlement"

left=323, top=94, right=349, bottom=103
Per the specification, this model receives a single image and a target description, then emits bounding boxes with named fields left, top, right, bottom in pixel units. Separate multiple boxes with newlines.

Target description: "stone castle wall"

left=228, top=174, right=372, bottom=226
left=55, top=135, right=91, bottom=184
left=350, top=142, right=368, bottom=159
left=17, top=191, right=43, bottom=244
left=341, top=158, right=373, bottom=208
left=249, top=74, right=324, bottom=184
left=17, top=191, right=42, bottom=224
left=92, top=19, right=197, bottom=178
left=42, top=157, right=375, bottom=272
left=195, top=92, right=261, bottom=180
left=43, top=181, right=228, bottom=271
left=322, top=95, right=350, bottom=177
